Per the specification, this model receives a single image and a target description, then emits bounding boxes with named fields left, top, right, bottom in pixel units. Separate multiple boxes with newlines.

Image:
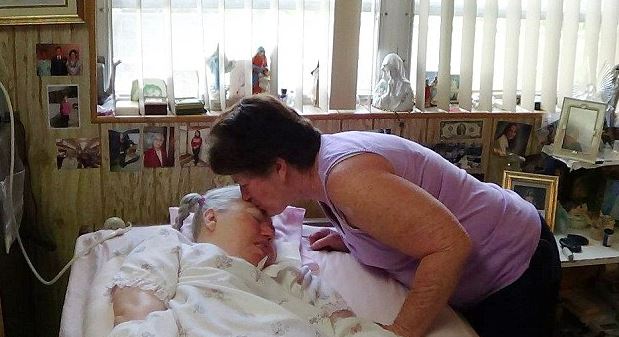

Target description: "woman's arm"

left=111, top=287, right=166, bottom=325
left=326, top=153, right=472, bottom=337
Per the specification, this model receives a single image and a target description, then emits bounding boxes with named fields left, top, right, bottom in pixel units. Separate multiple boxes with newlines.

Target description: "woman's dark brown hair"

left=208, top=94, right=321, bottom=176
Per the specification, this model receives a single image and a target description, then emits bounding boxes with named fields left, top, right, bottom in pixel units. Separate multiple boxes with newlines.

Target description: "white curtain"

left=107, top=0, right=332, bottom=112
left=412, top=0, right=619, bottom=112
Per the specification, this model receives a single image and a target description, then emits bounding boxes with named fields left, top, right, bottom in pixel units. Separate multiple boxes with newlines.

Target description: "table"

left=556, top=229, right=619, bottom=267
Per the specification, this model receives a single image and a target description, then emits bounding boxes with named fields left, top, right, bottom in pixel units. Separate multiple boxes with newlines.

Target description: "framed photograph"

left=492, top=121, right=532, bottom=157
left=47, top=84, right=79, bottom=129
left=502, top=170, right=559, bottom=230
left=425, top=72, right=460, bottom=107
left=108, top=128, right=141, bottom=172
left=179, top=124, right=210, bottom=168
left=36, top=44, right=82, bottom=77
left=553, top=97, right=606, bottom=163
left=143, top=126, right=175, bottom=168
left=439, top=120, right=483, bottom=141
left=56, top=138, right=101, bottom=169
left=0, top=0, right=84, bottom=25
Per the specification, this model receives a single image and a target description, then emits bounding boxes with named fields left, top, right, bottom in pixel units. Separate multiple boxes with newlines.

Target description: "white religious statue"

left=372, top=53, right=415, bottom=112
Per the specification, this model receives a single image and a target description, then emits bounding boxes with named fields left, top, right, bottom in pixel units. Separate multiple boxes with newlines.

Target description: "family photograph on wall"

left=143, top=126, right=175, bottom=168
left=179, top=124, right=209, bottom=168
left=487, top=121, right=533, bottom=183
left=47, top=84, right=79, bottom=128
left=56, top=138, right=101, bottom=170
left=108, top=128, right=141, bottom=172
left=36, top=43, right=81, bottom=76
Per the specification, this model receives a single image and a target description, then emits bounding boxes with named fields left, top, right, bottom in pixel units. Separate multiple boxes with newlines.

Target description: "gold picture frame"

left=0, top=0, right=84, bottom=25
left=502, top=170, right=559, bottom=231
left=553, top=97, right=606, bottom=164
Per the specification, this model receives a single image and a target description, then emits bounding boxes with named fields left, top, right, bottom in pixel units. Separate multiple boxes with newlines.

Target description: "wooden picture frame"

left=553, top=97, right=606, bottom=164
left=502, top=170, right=559, bottom=230
left=0, top=0, right=84, bottom=26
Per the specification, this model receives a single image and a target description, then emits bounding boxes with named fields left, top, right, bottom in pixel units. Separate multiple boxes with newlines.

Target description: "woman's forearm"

left=392, top=237, right=471, bottom=337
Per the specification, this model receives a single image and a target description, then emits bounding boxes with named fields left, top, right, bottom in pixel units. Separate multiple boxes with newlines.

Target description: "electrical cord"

left=1, top=81, right=132, bottom=285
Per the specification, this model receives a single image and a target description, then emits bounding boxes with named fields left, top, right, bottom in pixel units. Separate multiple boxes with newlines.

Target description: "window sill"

left=91, top=105, right=547, bottom=124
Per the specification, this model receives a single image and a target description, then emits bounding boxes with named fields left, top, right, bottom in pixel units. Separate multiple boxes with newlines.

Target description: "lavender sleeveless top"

left=317, top=131, right=541, bottom=308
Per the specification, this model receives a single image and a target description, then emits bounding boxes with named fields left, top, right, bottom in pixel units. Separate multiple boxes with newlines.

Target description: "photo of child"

left=47, top=84, right=79, bottom=128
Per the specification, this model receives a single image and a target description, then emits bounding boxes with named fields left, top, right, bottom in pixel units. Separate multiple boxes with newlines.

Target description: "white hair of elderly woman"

left=174, top=185, right=242, bottom=241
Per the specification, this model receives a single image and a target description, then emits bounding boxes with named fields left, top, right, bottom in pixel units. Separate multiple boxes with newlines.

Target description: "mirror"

left=554, top=97, right=607, bottom=163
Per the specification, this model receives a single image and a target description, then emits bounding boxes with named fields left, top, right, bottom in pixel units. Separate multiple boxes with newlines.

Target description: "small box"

left=144, top=99, right=168, bottom=115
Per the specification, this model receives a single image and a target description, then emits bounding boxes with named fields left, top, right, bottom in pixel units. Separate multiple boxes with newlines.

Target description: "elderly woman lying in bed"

left=108, top=185, right=396, bottom=337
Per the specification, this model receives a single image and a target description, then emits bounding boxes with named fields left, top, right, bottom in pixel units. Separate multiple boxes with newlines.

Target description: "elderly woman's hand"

left=308, top=228, right=349, bottom=252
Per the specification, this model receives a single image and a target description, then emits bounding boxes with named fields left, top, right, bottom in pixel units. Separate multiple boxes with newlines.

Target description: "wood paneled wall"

left=0, top=23, right=543, bottom=337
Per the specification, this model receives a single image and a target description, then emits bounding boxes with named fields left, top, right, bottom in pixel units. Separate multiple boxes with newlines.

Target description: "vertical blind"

left=107, top=0, right=332, bottom=112
left=412, top=0, right=619, bottom=112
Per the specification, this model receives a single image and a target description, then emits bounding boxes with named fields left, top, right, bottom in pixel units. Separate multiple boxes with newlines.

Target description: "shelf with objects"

left=533, top=67, right=619, bottom=336
left=538, top=93, right=619, bottom=267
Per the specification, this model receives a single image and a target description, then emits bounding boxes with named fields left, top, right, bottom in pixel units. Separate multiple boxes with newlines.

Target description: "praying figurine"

left=252, top=46, right=270, bottom=94
left=372, top=53, right=414, bottom=112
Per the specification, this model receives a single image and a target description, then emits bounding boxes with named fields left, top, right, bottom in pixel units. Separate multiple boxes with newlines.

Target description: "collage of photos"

left=179, top=124, right=210, bottom=167
left=47, top=84, right=79, bottom=128
left=56, top=138, right=101, bottom=170
left=108, top=128, right=141, bottom=172
left=431, top=120, right=484, bottom=174
left=106, top=126, right=203, bottom=171
left=143, top=126, right=175, bottom=168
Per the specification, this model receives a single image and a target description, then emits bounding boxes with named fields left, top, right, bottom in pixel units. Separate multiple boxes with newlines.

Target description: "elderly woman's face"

left=209, top=199, right=276, bottom=266
left=153, top=134, right=164, bottom=149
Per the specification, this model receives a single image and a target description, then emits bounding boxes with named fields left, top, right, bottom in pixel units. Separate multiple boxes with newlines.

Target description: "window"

left=357, top=0, right=619, bottom=112
left=410, top=0, right=619, bottom=113
left=98, top=0, right=332, bottom=115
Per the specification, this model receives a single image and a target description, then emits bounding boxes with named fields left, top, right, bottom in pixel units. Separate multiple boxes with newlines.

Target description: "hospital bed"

left=59, top=207, right=478, bottom=337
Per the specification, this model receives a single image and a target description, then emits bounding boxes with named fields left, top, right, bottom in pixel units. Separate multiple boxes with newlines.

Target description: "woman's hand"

left=308, top=228, right=349, bottom=252
left=380, top=322, right=414, bottom=337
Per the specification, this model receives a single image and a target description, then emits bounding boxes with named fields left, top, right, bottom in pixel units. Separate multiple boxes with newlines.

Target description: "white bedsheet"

left=107, top=230, right=396, bottom=337
left=60, top=225, right=478, bottom=337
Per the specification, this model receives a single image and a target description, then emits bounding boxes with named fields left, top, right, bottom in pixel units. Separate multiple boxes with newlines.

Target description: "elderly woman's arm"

left=111, top=287, right=166, bottom=325
left=108, top=230, right=183, bottom=326
left=326, top=153, right=472, bottom=337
